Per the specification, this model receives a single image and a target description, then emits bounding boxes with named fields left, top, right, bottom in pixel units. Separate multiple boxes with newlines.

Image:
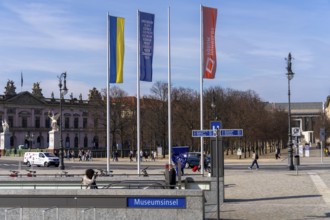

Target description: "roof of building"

left=266, top=102, right=324, bottom=116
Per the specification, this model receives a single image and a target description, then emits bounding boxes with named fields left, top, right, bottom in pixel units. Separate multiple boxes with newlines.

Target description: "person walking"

left=129, top=150, right=133, bottom=162
left=248, top=150, right=259, bottom=170
left=275, top=146, right=281, bottom=159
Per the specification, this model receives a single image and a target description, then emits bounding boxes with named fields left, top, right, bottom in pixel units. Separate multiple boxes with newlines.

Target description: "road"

left=0, top=157, right=165, bottom=172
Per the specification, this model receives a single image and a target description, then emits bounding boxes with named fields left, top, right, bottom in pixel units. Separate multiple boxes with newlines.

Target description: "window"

left=74, top=118, right=79, bottom=129
left=74, top=136, right=79, bottom=148
left=65, top=117, right=70, bottom=129
left=65, top=136, right=70, bottom=148
left=84, top=136, right=88, bottom=148
left=35, top=116, right=40, bottom=128
left=22, top=117, right=27, bottom=128
left=8, top=116, right=14, bottom=128
left=45, top=117, right=50, bottom=128
left=83, top=118, right=87, bottom=129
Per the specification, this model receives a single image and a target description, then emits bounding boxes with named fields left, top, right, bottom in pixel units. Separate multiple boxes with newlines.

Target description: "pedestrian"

left=153, top=151, right=156, bottom=161
left=144, top=151, right=148, bottom=162
left=129, top=150, right=133, bottom=162
left=151, top=151, right=154, bottom=161
left=275, top=146, right=281, bottom=159
left=70, top=150, right=75, bottom=161
left=78, top=149, right=82, bottom=161
left=115, top=150, right=119, bottom=162
left=140, top=150, right=143, bottom=162
left=81, top=169, right=98, bottom=189
left=248, top=150, right=259, bottom=170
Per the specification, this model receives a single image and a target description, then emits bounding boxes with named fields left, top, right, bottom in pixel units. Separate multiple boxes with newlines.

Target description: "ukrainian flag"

left=109, top=15, right=125, bottom=83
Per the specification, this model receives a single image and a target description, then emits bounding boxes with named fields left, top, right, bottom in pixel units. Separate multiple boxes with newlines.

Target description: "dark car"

left=185, top=153, right=211, bottom=168
left=186, top=155, right=200, bottom=168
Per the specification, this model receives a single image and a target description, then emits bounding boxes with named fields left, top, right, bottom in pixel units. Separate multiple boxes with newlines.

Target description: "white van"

left=23, top=152, right=60, bottom=167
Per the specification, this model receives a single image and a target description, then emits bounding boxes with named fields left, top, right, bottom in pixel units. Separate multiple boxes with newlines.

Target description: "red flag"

left=203, top=6, right=217, bottom=79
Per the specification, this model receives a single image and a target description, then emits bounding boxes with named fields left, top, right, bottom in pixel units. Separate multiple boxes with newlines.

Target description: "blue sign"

left=127, top=197, right=186, bottom=208
left=220, top=129, right=243, bottom=137
left=139, top=11, right=155, bottom=82
left=192, top=130, right=216, bottom=137
left=210, top=121, right=222, bottom=130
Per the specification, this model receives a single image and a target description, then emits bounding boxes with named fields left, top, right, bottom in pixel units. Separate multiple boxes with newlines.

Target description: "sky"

left=0, top=0, right=330, bottom=103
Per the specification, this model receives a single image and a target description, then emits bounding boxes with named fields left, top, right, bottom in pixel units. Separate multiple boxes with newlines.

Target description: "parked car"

left=186, top=155, right=200, bottom=168
left=185, top=152, right=211, bottom=168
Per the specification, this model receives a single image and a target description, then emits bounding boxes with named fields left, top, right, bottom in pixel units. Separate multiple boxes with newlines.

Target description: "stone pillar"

left=0, top=131, right=11, bottom=155
left=48, top=130, right=60, bottom=153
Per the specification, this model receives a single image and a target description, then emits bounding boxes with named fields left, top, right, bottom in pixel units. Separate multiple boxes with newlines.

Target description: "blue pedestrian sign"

left=220, top=129, right=243, bottom=137
left=192, top=130, right=216, bottom=137
left=210, top=121, right=222, bottom=130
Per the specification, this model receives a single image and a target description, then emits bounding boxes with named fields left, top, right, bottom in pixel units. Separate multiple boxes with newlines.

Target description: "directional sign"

left=292, top=127, right=301, bottom=137
left=219, top=129, right=243, bottom=137
left=192, top=130, right=216, bottom=137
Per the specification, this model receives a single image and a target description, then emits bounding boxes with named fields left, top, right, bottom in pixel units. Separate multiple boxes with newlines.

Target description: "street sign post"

left=219, top=129, right=243, bottom=137
left=192, top=130, right=216, bottom=137
left=192, top=126, right=243, bottom=220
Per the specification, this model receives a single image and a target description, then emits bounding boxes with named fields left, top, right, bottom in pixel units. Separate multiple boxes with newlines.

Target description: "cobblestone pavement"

left=213, top=148, right=330, bottom=220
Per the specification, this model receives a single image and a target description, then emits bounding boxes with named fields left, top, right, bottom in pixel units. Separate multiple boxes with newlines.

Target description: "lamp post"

left=286, top=53, right=295, bottom=170
left=58, top=72, right=68, bottom=170
left=25, top=133, right=34, bottom=149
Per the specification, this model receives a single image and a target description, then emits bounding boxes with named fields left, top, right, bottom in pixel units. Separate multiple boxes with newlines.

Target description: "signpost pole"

left=215, top=128, right=219, bottom=220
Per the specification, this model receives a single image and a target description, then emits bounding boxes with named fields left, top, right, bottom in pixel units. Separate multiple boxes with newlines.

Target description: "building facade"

left=0, top=80, right=106, bottom=150
left=266, top=102, right=324, bottom=143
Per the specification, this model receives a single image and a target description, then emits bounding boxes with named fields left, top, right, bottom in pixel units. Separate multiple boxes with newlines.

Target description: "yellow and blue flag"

left=109, top=15, right=125, bottom=83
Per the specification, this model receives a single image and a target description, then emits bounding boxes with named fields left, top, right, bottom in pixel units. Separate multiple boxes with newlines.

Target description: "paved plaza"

left=211, top=148, right=330, bottom=220
left=2, top=149, right=330, bottom=219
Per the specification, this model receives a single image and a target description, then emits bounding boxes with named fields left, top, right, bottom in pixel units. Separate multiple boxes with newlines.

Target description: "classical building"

left=0, top=80, right=106, bottom=150
left=266, top=102, right=324, bottom=143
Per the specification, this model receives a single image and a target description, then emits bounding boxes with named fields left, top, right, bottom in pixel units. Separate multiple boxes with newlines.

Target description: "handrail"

left=42, top=206, right=58, bottom=220
left=0, top=182, right=179, bottom=190
left=5, top=207, right=22, bottom=220
left=82, top=207, right=96, bottom=220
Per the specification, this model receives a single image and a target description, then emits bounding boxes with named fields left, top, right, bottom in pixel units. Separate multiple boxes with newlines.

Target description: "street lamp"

left=286, top=53, right=295, bottom=170
left=58, top=72, right=68, bottom=170
left=25, top=133, right=34, bottom=149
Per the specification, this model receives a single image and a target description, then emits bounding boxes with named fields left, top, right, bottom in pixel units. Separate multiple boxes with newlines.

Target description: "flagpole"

left=137, top=10, right=141, bottom=175
left=200, top=5, right=204, bottom=175
left=168, top=6, right=172, bottom=166
left=21, top=72, right=23, bottom=92
left=106, top=13, right=111, bottom=173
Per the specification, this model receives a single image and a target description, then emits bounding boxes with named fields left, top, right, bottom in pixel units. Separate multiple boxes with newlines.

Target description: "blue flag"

left=139, top=11, right=155, bottom=82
